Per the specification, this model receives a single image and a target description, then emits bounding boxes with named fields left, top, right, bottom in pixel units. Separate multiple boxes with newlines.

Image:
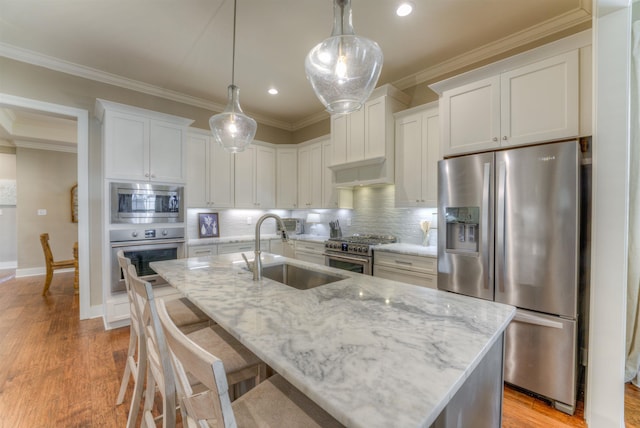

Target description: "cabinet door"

left=441, top=76, right=501, bottom=156
left=322, top=140, right=339, bottom=208
left=234, top=146, right=256, bottom=208
left=364, top=96, right=387, bottom=159
left=347, top=108, right=365, bottom=162
left=331, top=114, right=348, bottom=165
left=500, top=50, right=579, bottom=147
left=149, top=120, right=185, bottom=183
left=209, top=142, right=235, bottom=208
left=277, top=147, right=298, bottom=209
left=186, top=133, right=208, bottom=207
left=423, top=108, right=440, bottom=206
left=298, top=145, right=312, bottom=208
left=395, top=112, right=424, bottom=207
left=104, top=111, right=149, bottom=181
left=300, top=143, right=323, bottom=208
left=255, top=145, right=276, bottom=208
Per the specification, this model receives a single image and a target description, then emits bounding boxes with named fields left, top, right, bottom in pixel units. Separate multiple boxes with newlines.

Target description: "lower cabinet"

left=270, top=239, right=296, bottom=257
left=188, top=245, right=217, bottom=257
left=105, top=285, right=181, bottom=329
left=373, top=252, right=437, bottom=289
left=294, top=240, right=326, bottom=265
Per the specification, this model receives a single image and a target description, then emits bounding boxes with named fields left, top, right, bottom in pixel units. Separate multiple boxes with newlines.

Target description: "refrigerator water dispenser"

left=445, top=207, right=480, bottom=253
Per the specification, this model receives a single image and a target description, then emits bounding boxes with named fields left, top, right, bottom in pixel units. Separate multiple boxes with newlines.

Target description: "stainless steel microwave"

left=277, top=218, right=305, bottom=235
left=110, top=182, right=184, bottom=224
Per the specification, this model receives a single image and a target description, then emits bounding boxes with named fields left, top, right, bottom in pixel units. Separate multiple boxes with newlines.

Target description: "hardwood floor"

left=0, top=268, right=633, bottom=427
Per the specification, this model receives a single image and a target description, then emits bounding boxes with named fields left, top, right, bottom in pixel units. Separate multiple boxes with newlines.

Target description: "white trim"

left=15, top=266, right=74, bottom=277
left=13, top=139, right=77, bottom=153
left=0, top=261, right=17, bottom=269
left=0, top=93, right=92, bottom=320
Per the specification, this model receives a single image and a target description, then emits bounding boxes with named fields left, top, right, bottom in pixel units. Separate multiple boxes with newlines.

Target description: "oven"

left=111, top=181, right=184, bottom=224
left=110, top=227, right=185, bottom=293
left=324, top=235, right=396, bottom=276
left=325, top=252, right=372, bottom=275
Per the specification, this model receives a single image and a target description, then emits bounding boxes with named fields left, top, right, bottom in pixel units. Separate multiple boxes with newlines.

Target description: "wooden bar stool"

left=40, top=233, right=75, bottom=296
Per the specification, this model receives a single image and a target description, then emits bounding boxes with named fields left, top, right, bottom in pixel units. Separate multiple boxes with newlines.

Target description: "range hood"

left=328, top=84, right=409, bottom=188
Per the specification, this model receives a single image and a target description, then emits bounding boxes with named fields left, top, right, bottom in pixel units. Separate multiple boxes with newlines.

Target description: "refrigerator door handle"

left=496, top=161, right=506, bottom=293
left=513, top=311, right=564, bottom=330
left=481, top=162, right=491, bottom=290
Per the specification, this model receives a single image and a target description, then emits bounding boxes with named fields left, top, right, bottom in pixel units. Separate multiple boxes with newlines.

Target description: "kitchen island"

left=151, top=253, right=515, bottom=428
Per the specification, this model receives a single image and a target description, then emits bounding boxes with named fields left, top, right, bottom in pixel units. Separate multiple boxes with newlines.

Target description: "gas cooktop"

left=325, top=234, right=397, bottom=256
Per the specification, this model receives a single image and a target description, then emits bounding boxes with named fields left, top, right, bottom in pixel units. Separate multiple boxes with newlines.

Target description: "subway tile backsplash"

left=187, top=185, right=437, bottom=246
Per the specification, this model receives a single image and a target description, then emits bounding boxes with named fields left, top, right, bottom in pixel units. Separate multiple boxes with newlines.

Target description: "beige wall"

left=16, top=148, right=77, bottom=269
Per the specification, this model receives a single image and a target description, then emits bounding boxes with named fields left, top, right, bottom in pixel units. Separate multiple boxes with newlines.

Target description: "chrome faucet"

left=253, top=213, right=289, bottom=280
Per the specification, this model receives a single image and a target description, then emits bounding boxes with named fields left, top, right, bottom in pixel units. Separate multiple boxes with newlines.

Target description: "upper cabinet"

left=186, top=130, right=234, bottom=208
left=395, top=103, right=440, bottom=207
left=440, top=50, right=579, bottom=156
left=276, top=147, right=298, bottom=209
left=330, top=84, right=410, bottom=187
left=96, top=99, right=193, bottom=183
left=298, top=141, right=323, bottom=209
left=322, top=139, right=353, bottom=209
left=235, top=143, right=276, bottom=209
left=431, top=31, right=592, bottom=158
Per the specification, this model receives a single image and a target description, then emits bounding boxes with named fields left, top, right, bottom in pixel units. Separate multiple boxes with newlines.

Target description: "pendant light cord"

left=231, top=0, right=237, bottom=86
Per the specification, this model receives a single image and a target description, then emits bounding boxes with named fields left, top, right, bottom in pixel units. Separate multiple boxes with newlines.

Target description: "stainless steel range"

left=324, top=234, right=396, bottom=275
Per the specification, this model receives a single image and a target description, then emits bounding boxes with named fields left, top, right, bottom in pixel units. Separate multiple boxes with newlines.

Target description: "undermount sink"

left=260, top=263, right=347, bottom=290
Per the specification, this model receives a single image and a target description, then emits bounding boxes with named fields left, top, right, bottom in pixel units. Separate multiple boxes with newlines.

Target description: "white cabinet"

left=440, top=50, right=579, bottom=156
left=329, top=84, right=409, bottom=187
left=188, top=245, right=217, bottom=257
left=97, top=99, right=193, bottom=183
left=373, top=251, right=437, bottom=289
left=235, top=144, right=276, bottom=208
left=276, top=147, right=298, bottom=209
left=294, top=240, right=326, bottom=265
left=218, top=241, right=265, bottom=254
left=322, top=140, right=353, bottom=209
left=186, top=131, right=234, bottom=208
left=298, top=142, right=323, bottom=208
left=395, top=103, right=440, bottom=207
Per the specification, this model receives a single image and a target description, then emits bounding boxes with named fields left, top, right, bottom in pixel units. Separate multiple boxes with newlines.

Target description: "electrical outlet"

left=246, top=217, right=252, bottom=225
left=37, top=209, right=47, bottom=216
left=346, top=217, right=352, bottom=226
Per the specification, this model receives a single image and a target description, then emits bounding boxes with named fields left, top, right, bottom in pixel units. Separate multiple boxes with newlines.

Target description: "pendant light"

left=305, top=0, right=383, bottom=115
left=209, top=0, right=257, bottom=153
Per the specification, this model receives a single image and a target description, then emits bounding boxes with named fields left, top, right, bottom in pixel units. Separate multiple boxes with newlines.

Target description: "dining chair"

left=40, top=233, right=75, bottom=296
left=115, top=252, right=212, bottom=427
left=155, top=296, right=344, bottom=428
left=127, top=267, right=267, bottom=427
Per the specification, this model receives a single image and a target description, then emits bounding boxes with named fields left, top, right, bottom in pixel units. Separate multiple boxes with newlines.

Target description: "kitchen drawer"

left=294, top=240, right=325, bottom=254
left=373, top=265, right=437, bottom=289
left=188, top=245, right=217, bottom=257
left=374, top=252, right=436, bottom=275
left=218, top=240, right=267, bottom=255
left=270, top=239, right=295, bottom=257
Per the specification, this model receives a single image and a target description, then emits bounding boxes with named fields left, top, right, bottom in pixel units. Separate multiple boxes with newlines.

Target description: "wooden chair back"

left=116, top=252, right=140, bottom=337
left=40, top=233, right=75, bottom=295
left=156, top=297, right=236, bottom=427
left=127, top=265, right=177, bottom=428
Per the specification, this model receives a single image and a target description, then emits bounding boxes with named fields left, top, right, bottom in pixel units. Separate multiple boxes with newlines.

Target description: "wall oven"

left=110, top=227, right=185, bottom=293
left=111, top=182, right=184, bottom=224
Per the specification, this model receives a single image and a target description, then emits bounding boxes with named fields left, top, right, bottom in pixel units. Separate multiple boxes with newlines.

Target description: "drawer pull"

left=394, top=260, right=413, bottom=265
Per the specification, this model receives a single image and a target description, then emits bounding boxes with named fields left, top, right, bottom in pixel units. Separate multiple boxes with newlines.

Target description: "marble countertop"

left=374, top=243, right=438, bottom=257
left=188, top=234, right=328, bottom=247
left=151, top=253, right=514, bottom=428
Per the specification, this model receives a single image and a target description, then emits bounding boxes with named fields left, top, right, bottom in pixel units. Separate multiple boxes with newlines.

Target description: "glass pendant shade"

left=305, top=0, right=383, bottom=115
left=209, top=84, right=257, bottom=153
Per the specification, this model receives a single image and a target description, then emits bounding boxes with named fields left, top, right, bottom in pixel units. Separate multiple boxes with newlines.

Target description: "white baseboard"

left=15, top=266, right=74, bottom=278
left=0, top=261, right=17, bottom=269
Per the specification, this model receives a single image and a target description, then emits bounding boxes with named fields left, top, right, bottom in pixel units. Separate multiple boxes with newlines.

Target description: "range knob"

left=131, top=231, right=138, bottom=238
left=162, top=229, right=168, bottom=236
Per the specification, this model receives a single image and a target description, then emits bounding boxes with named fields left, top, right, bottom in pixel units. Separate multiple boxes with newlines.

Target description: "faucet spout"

left=253, top=213, right=288, bottom=281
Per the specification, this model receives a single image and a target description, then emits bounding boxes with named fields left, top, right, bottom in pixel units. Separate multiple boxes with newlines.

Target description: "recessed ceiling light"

left=268, top=88, right=278, bottom=95
left=396, top=2, right=413, bottom=17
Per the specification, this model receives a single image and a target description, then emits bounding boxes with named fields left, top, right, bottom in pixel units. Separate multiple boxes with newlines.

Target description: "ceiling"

left=0, top=0, right=591, bottom=132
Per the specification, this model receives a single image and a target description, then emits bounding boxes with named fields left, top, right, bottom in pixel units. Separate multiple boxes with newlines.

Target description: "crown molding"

left=0, top=2, right=592, bottom=133
left=13, top=139, right=77, bottom=153
left=392, top=5, right=592, bottom=91
left=0, top=43, right=294, bottom=132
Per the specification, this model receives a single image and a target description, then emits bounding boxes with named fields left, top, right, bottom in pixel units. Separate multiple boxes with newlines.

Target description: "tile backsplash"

left=188, top=185, right=437, bottom=246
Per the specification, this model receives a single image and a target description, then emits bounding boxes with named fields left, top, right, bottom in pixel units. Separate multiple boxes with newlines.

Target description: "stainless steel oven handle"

left=323, top=253, right=369, bottom=264
left=110, top=238, right=186, bottom=248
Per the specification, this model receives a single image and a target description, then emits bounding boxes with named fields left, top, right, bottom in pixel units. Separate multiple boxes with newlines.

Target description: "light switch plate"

left=37, top=209, right=47, bottom=216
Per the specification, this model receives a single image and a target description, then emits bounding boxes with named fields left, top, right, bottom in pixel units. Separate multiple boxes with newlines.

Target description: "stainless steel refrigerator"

left=437, top=140, right=581, bottom=414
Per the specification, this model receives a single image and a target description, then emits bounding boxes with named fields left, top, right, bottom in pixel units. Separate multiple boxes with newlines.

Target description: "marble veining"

left=151, top=253, right=514, bottom=428
left=188, top=234, right=328, bottom=247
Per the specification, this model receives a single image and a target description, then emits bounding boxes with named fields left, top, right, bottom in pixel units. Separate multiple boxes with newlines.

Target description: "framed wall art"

left=198, top=212, right=219, bottom=238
